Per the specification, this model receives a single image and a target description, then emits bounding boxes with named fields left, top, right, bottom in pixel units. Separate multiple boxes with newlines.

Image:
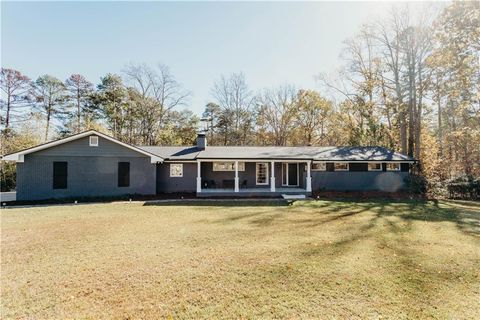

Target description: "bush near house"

left=446, top=175, right=480, bottom=200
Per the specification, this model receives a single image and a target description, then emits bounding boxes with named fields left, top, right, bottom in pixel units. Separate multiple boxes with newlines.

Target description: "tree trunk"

left=5, top=92, right=11, bottom=129
left=436, top=76, right=443, bottom=156
left=407, top=54, right=415, bottom=157
left=414, top=64, right=423, bottom=163
left=45, top=107, right=51, bottom=142
left=77, top=89, right=81, bottom=133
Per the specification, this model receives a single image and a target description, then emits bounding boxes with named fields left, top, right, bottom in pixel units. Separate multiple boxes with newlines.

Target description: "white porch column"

left=196, top=161, right=202, bottom=193
left=234, top=161, right=239, bottom=192
left=270, top=161, right=276, bottom=192
left=306, top=161, right=312, bottom=192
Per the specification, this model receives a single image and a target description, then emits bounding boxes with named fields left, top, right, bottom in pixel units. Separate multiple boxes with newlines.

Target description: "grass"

left=1, top=199, right=479, bottom=319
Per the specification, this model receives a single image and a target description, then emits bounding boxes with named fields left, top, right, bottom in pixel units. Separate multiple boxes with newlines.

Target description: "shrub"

left=446, top=175, right=479, bottom=199
left=405, top=174, right=428, bottom=195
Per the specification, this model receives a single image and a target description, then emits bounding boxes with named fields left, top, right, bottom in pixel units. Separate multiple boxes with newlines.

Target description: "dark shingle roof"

left=197, top=146, right=318, bottom=160
left=137, top=145, right=414, bottom=162
left=137, top=146, right=201, bottom=160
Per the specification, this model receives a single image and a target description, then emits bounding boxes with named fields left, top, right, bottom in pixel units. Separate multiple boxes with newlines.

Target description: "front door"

left=288, top=163, right=298, bottom=186
left=282, top=163, right=299, bottom=186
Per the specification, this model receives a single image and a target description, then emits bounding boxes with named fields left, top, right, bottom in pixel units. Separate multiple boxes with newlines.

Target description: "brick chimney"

left=197, top=131, right=207, bottom=150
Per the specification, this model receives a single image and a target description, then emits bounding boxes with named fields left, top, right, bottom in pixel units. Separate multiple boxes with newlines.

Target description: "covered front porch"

left=196, top=160, right=312, bottom=196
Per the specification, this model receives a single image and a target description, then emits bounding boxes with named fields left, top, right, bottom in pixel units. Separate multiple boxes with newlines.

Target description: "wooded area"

left=1, top=2, right=479, bottom=196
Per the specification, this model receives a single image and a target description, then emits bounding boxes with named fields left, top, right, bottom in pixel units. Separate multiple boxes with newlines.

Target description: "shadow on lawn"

left=402, top=200, right=480, bottom=237
left=143, top=199, right=289, bottom=207
left=296, top=200, right=480, bottom=310
left=295, top=200, right=479, bottom=265
left=306, top=199, right=479, bottom=237
left=210, top=199, right=479, bottom=238
left=203, top=199, right=479, bottom=313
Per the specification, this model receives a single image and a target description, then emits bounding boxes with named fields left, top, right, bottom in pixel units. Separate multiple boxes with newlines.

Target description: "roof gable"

left=2, top=131, right=163, bottom=163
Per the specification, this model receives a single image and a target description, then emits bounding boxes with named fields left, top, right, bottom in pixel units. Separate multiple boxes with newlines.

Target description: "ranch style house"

left=2, top=130, right=415, bottom=201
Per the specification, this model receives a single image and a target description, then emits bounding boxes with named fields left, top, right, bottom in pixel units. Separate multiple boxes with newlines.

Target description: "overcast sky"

left=1, top=1, right=436, bottom=115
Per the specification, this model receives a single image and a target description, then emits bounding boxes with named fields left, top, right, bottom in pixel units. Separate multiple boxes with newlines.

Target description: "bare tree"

left=0, top=68, right=34, bottom=131
left=375, top=8, right=410, bottom=153
left=123, top=63, right=190, bottom=144
left=255, top=85, right=298, bottom=146
left=211, top=72, right=254, bottom=145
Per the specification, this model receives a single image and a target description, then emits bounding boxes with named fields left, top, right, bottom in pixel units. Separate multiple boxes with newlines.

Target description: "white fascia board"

left=1, top=130, right=163, bottom=163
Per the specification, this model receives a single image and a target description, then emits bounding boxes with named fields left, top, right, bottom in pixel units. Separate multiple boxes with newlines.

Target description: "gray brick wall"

left=156, top=163, right=197, bottom=193
left=17, top=155, right=156, bottom=200
left=312, top=171, right=409, bottom=192
left=15, top=134, right=157, bottom=200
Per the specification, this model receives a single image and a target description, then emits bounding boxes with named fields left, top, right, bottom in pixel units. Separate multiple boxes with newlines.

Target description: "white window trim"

left=170, top=163, right=183, bottom=177
left=89, top=136, right=99, bottom=147
left=386, top=163, right=401, bottom=171
left=255, top=162, right=269, bottom=185
left=368, top=163, right=382, bottom=171
left=334, top=162, right=349, bottom=171
left=311, top=162, right=326, bottom=171
left=212, top=161, right=245, bottom=172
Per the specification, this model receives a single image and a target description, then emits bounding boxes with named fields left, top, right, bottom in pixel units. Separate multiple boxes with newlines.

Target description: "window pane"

left=170, top=164, right=183, bottom=177
left=118, top=162, right=130, bottom=187
left=256, top=163, right=268, bottom=185
left=53, top=162, right=68, bottom=189
left=368, top=163, right=382, bottom=171
left=334, top=163, right=349, bottom=171
left=387, top=163, right=400, bottom=171
left=89, top=136, right=98, bottom=146
left=238, top=162, right=245, bottom=171
left=213, top=162, right=245, bottom=171
left=312, top=163, right=326, bottom=171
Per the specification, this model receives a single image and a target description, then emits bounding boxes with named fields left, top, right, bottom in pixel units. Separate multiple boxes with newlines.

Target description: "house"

left=2, top=130, right=415, bottom=201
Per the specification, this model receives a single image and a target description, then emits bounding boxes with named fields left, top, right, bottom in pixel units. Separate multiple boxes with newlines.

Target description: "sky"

left=1, top=1, right=432, bottom=116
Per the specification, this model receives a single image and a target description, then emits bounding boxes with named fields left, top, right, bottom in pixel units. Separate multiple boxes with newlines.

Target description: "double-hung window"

left=170, top=164, right=183, bottom=177
left=212, top=162, right=245, bottom=171
left=334, top=163, right=349, bottom=171
left=312, top=162, right=326, bottom=171
left=368, top=163, right=382, bottom=171
left=256, top=163, right=269, bottom=185
left=386, top=163, right=401, bottom=171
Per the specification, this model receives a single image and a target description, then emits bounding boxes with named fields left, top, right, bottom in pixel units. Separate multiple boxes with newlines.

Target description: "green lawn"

left=1, top=200, right=479, bottom=319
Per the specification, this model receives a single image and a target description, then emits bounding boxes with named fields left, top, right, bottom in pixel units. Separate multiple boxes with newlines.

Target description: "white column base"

left=270, top=177, right=276, bottom=192
left=196, top=177, right=202, bottom=193
left=306, top=176, right=312, bottom=192
left=234, top=177, right=239, bottom=192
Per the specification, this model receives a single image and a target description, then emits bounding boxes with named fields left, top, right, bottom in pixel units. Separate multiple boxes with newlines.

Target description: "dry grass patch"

left=1, top=200, right=479, bottom=319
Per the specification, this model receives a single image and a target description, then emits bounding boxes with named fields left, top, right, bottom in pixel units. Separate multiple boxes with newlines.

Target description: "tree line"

left=1, top=63, right=196, bottom=145
left=1, top=1, right=479, bottom=194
